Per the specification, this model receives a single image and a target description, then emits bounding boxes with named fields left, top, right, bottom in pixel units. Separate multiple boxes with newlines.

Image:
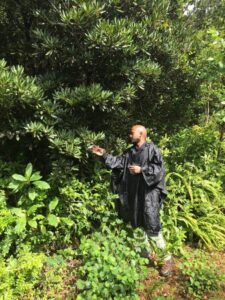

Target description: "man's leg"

left=145, top=229, right=173, bottom=276
left=145, top=230, right=172, bottom=260
left=142, top=189, right=173, bottom=275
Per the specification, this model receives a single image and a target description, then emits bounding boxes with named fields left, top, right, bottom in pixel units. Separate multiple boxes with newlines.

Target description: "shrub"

left=161, top=161, right=225, bottom=253
left=179, top=250, right=225, bottom=299
left=59, top=177, right=118, bottom=238
left=0, top=249, right=46, bottom=300
left=76, top=229, right=148, bottom=300
left=0, top=163, right=68, bottom=256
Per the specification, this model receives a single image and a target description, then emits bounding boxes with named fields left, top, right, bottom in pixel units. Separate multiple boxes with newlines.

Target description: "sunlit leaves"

left=86, top=19, right=137, bottom=55
left=54, top=84, right=115, bottom=109
left=60, top=1, right=105, bottom=26
left=0, top=60, right=43, bottom=109
left=49, top=198, right=59, bottom=212
left=33, top=181, right=50, bottom=190
left=47, top=214, right=59, bottom=227
left=50, top=130, right=81, bottom=159
left=12, top=174, right=27, bottom=182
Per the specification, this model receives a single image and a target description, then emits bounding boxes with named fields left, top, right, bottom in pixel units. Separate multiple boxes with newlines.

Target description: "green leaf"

left=15, top=215, right=27, bottom=233
left=49, top=198, right=59, bottom=212
left=76, top=279, right=85, bottom=289
left=28, top=219, right=37, bottom=228
left=27, top=204, right=44, bottom=216
left=61, top=217, right=74, bottom=226
left=34, top=214, right=45, bottom=220
left=12, top=174, right=27, bottom=182
left=25, top=163, right=33, bottom=179
left=47, top=214, right=59, bottom=227
left=8, top=182, right=19, bottom=191
left=30, top=172, right=42, bottom=182
left=40, top=224, right=47, bottom=234
left=11, top=208, right=24, bottom=217
left=28, top=190, right=37, bottom=201
left=218, top=61, right=224, bottom=69
left=33, top=180, right=50, bottom=190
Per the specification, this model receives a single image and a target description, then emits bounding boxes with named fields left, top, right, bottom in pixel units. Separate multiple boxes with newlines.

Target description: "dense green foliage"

left=180, top=250, right=225, bottom=299
left=76, top=230, right=148, bottom=299
left=0, top=0, right=225, bottom=298
left=0, top=250, right=46, bottom=299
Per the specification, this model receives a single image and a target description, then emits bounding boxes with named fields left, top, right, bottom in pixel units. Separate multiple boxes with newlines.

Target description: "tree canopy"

left=0, top=1, right=225, bottom=299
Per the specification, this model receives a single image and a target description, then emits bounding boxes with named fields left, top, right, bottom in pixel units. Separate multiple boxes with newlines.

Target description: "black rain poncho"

left=102, top=142, right=167, bottom=235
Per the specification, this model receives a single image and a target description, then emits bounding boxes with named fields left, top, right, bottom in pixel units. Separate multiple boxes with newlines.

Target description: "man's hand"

left=128, top=165, right=142, bottom=174
left=90, top=145, right=106, bottom=156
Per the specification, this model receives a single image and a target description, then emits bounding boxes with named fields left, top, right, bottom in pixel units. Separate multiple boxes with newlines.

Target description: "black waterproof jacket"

left=102, top=142, right=167, bottom=233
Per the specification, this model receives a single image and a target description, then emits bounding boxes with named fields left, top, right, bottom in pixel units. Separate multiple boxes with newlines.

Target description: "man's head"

left=129, top=125, right=147, bottom=144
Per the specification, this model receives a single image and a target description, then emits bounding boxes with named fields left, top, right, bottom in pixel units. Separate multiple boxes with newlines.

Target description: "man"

left=91, top=124, right=172, bottom=276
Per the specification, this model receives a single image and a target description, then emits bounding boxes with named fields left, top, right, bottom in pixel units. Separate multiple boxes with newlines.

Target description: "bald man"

left=91, top=124, right=172, bottom=276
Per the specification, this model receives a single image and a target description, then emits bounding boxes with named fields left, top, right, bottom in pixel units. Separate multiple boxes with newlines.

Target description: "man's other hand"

left=128, top=165, right=141, bottom=174
left=90, top=145, right=106, bottom=156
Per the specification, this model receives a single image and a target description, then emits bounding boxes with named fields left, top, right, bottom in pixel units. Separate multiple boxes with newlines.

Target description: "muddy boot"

left=159, top=256, right=173, bottom=277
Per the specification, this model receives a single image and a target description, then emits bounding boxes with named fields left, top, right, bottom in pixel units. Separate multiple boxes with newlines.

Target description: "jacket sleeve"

left=141, top=145, right=165, bottom=187
left=102, top=152, right=126, bottom=170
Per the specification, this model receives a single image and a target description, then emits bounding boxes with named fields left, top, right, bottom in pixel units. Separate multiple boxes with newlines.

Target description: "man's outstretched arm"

left=90, top=145, right=125, bottom=170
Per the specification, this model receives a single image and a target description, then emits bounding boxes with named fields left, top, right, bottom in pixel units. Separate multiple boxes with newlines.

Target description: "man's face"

left=129, top=127, right=141, bottom=144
